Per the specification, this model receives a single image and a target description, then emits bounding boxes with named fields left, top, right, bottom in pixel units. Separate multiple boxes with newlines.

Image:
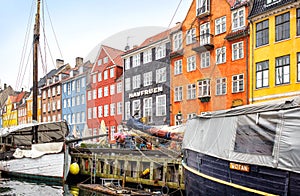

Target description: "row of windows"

left=42, top=86, right=61, bottom=99
left=87, top=102, right=122, bottom=119
left=256, top=10, right=300, bottom=47
left=174, top=74, right=244, bottom=101
left=125, top=68, right=167, bottom=91
left=179, top=5, right=245, bottom=50
left=124, top=44, right=167, bottom=70
left=124, top=95, right=167, bottom=121
left=92, top=68, right=115, bottom=84
left=63, top=78, right=85, bottom=95
left=63, top=112, right=85, bottom=125
left=87, top=83, right=122, bottom=101
left=42, top=100, right=61, bottom=113
left=63, top=94, right=85, bottom=108
left=256, top=53, right=300, bottom=88
left=97, top=56, right=109, bottom=66
left=42, top=114, right=61, bottom=123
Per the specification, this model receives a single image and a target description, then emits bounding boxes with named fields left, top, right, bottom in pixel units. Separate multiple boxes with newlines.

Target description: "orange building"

left=170, top=0, right=250, bottom=125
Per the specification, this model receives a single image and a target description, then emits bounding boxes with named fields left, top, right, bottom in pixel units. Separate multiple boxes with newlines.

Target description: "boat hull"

left=0, top=152, right=71, bottom=183
left=183, top=150, right=300, bottom=196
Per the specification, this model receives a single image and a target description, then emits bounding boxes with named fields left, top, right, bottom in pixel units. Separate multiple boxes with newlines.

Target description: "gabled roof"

left=102, top=45, right=124, bottom=67
left=10, top=91, right=26, bottom=103
left=248, top=0, right=295, bottom=19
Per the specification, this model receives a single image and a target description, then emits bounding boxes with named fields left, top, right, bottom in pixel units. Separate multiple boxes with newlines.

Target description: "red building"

left=87, top=45, right=124, bottom=143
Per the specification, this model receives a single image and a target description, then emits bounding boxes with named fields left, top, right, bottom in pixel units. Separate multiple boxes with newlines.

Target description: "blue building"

left=62, top=57, right=92, bottom=138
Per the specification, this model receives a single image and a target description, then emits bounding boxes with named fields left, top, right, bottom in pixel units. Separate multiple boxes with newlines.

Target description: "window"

left=198, top=79, right=210, bottom=97
left=216, top=78, right=227, bottom=95
left=110, top=127, right=115, bottom=140
left=187, top=84, right=196, bottom=99
left=81, top=112, right=85, bottom=122
left=133, top=75, right=141, bottom=89
left=117, top=102, right=122, bottom=115
left=187, top=56, right=196, bottom=72
left=93, top=107, right=97, bottom=119
left=156, top=95, right=166, bottom=116
left=125, top=102, right=130, bottom=120
left=103, top=57, right=108, bottom=63
left=232, top=41, right=244, bottom=60
left=93, top=89, right=97, bottom=99
left=275, top=12, right=290, bottom=42
left=92, top=74, right=96, bottom=83
left=201, top=52, right=210, bottom=68
left=200, top=23, right=210, bottom=45
left=186, top=28, right=196, bottom=45
left=117, top=82, right=122, bottom=93
left=297, top=9, right=300, bottom=36
left=174, top=60, right=182, bottom=75
left=156, top=67, right=166, bottom=83
left=110, top=103, right=115, bottom=116
left=110, top=68, right=114, bottom=78
left=298, top=53, right=300, bottom=82
left=98, top=106, right=102, bottom=117
left=125, top=58, right=130, bottom=70
left=42, top=91, right=46, bottom=99
left=232, top=7, right=245, bottom=31
left=76, top=80, right=80, bottom=92
left=132, top=100, right=141, bottom=117
left=110, top=85, right=115, bottom=95
left=87, top=91, right=92, bottom=100
left=104, top=86, right=109, bottom=97
left=125, top=78, right=131, bottom=91
left=48, top=89, right=51, bottom=97
left=88, top=108, right=92, bottom=119
left=97, top=59, right=102, bottom=66
left=72, top=97, right=75, bottom=107
left=67, top=83, right=71, bottom=95
left=256, top=61, right=269, bottom=88
left=232, top=74, right=244, bottom=93
left=76, top=95, right=80, bottom=106
left=256, top=20, right=269, bottom=47
left=133, top=54, right=140, bottom=67
left=143, top=72, right=152, bottom=87
left=81, top=94, right=85, bottom=104
left=196, top=0, right=210, bottom=16
left=143, top=49, right=152, bottom=64
left=81, top=78, right=85, bottom=88
left=216, top=47, right=226, bottom=64
left=143, top=97, right=152, bottom=123
left=77, top=113, right=80, bottom=123
left=275, top=55, right=290, bottom=85
left=173, top=31, right=182, bottom=51
left=215, top=16, right=226, bottom=35
left=104, top=70, right=108, bottom=80
left=155, top=45, right=166, bottom=60
left=104, top=105, right=109, bottom=117
left=52, top=87, right=56, bottom=96
left=266, top=0, right=280, bottom=5
left=175, top=86, right=183, bottom=101
left=98, top=87, right=102, bottom=98
left=57, top=100, right=61, bottom=110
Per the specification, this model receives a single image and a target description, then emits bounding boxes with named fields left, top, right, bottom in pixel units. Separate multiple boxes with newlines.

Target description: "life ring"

left=161, top=186, right=169, bottom=194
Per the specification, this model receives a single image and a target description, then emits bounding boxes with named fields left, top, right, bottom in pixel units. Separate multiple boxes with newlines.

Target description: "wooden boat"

left=182, top=96, right=300, bottom=195
left=0, top=121, right=71, bottom=183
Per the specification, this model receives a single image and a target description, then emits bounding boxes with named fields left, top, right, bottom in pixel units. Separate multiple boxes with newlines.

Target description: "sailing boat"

left=0, top=0, right=71, bottom=183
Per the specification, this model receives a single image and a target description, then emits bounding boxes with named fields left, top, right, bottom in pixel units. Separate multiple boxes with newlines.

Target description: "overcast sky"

left=0, top=0, right=192, bottom=91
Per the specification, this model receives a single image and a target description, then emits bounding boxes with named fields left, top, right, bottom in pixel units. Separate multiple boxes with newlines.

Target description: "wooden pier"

left=70, top=148, right=185, bottom=193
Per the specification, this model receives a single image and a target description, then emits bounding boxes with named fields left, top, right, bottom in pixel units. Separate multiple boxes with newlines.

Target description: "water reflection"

left=0, top=179, right=108, bottom=196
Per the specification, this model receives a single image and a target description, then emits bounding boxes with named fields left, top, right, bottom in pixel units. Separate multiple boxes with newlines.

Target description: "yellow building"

left=26, top=92, right=42, bottom=123
left=249, top=0, right=300, bottom=103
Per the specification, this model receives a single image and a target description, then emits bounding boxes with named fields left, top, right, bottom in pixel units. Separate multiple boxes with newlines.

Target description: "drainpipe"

left=250, top=20, right=254, bottom=104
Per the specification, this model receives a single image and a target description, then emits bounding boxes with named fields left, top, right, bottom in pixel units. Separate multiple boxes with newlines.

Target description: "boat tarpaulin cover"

left=182, top=96, right=300, bottom=173
left=13, top=142, right=64, bottom=158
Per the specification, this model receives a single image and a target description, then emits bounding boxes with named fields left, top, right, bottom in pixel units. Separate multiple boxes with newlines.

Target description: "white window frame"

left=187, top=84, right=196, bottom=100
left=155, top=44, right=166, bottom=60
left=232, top=41, right=244, bottom=61
left=156, top=95, right=166, bottom=116
left=156, top=67, right=166, bottom=83
left=232, top=7, right=245, bottom=31
left=232, top=74, right=244, bottom=93
left=143, top=49, right=152, bottom=64
left=104, top=86, right=109, bottom=97
left=132, top=100, right=141, bottom=117
left=110, top=68, right=114, bottom=78
left=110, top=84, right=115, bottom=95
left=103, top=70, right=108, bottom=80
left=216, top=47, right=226, bottom=64
left=125, top=58, right=130, bottom=70
left=104, top=104, right=109, bottom=117
left=196, top=0, right=210, bottom=16
left=175, top=86, right=183, bottom=102
left=201, top=51, right=210, bottom=68
left=186, top=28, right=196, bottom=45
left=110, top=103, right=115, bottom=116
left=174, top=60, right=182, bottom=75
left=125, top=78, right=131, bottom=91
left=173, top=31, right=182, bottom=51
left=133, top=54, right=140, bottom=67
left=216, top=78, right=227, bottom=95
left=132, top=75, right=141, bottom=89
left=187, top=56, right=196, bottom=72
left=98, top=106, right=102, bottom=117
left=143, top=97, right=153, bottom=123
left=200, top=22, right=211, bottom=46
left=198, top=79, right=211, bottom=97
left=125, top=102, right=130, bottom=120
left=215, top=16, right=226, bottom=35
left=143, top=71, right=152, bottom=87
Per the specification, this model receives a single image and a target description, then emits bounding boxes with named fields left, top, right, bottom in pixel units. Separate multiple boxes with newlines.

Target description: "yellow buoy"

left=70, top=162, right=80, bottom=175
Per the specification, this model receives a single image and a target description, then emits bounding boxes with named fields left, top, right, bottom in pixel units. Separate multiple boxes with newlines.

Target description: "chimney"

left=56, top=59, right=64, bottom=68
left=4, top=83, right=7, bottom=89
left=75, top=57, right=83, bottom=67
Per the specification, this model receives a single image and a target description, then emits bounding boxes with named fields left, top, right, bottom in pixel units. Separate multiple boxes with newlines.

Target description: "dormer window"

left=266, top=0, right=280, bottom=5
left=232, top=7, right=245, bottom=31
left=196, top=0, right=210, bottom=16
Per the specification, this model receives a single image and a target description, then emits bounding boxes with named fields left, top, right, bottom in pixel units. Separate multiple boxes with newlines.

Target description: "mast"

left=32, top=0, right=40, bottom=143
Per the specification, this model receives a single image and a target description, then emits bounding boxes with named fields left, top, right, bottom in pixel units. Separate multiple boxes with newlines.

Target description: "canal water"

left=0, top=179, right=109, bottom=196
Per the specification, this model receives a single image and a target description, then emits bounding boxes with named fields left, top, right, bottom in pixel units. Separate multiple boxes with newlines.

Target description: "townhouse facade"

left=62, top=58, right=91, bottom=138
left=87, top=45, right=124, bottom=143
left=249, top=0, right=300, bottom=103
left=170, top=0, right=250, bottom=125
left=122, top=28, right=175, bottom=126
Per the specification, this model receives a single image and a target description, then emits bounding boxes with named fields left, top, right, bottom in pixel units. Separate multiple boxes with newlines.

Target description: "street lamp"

left=176, top=111, right=182, bottom=125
